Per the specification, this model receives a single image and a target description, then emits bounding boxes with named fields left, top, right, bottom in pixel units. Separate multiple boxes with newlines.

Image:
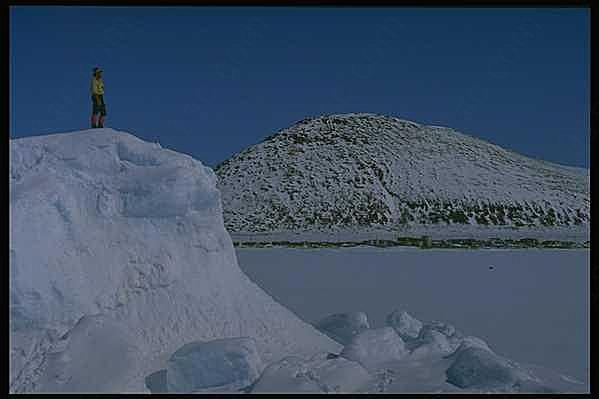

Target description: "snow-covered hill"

left=215, top=113, right=589, bottom=238
left=9, top=129, right=339, bottom=393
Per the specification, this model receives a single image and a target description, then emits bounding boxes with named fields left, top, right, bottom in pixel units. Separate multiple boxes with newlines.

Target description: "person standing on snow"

left=90, top=67, right=107, bottom=128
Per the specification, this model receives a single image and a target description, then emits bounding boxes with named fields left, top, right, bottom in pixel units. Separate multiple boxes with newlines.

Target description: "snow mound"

left=9, top=129, right=339, bottom=392
left=252, top=352, right=371, bottom=393
left=313, top=312, right=370, bottom=345
left=166, top=338, right=262, bottom=393
left=340, top=327, right=408, bottom=371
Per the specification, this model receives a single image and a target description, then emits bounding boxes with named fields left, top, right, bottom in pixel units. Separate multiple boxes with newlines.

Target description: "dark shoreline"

left=233, top=236, right=590, bottom=250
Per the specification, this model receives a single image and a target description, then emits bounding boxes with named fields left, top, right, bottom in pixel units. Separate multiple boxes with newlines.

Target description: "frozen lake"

left=237, top=247, right=589, bottom=384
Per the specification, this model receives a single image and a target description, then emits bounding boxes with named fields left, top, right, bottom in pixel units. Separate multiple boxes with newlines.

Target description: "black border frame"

left=5, top=0, right=594, bottom=396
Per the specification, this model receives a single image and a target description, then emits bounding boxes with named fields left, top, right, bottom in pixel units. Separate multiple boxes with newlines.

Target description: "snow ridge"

left=215, top=113, right=589, bottom=235
left=9, top=129, right=339, bottom=393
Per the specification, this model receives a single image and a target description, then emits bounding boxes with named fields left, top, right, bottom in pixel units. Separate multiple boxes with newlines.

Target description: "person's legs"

left=97, top=95, right=107, bottom=128
left=91, top=95, right=99, bottom=128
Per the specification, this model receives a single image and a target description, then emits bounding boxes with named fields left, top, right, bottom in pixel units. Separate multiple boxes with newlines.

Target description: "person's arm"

left=91, top=79, right=100, bottom=97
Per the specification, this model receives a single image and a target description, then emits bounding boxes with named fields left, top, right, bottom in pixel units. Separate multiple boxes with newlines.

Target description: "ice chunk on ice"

left=145, top=369, right=167, bottom=393
left=252, top=352, right=371, bottom=393
left=424, top=320, right=461, bottom=339
left=313, top=312, right=370, bottom=345
left=446, top=347, right=532, bottom=391
left=340, top=327, right=407, bottom=371
left=251, top=356, right=321, bottom=393
left=410, top=321, right=463, bottom=357
left=410, top=330, right=453, bottom=358
left=446, top=336, right=493, bottom=358
left=386, top=310, right=423, bottom=340
left=166, top=337, right=263, bottom=393
left=306, top=352, right=372, bottom=392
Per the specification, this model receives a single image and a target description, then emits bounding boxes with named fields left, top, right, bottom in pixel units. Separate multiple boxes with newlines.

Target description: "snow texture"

left=313, top=312, right=370, bottom=345
left=9, top=129, right=339, bottom=393
left=33, top=314, right=144, bottom=393
left=216, top=113, right=589, bottom=237
left=166, top=337, right=262, bottom=393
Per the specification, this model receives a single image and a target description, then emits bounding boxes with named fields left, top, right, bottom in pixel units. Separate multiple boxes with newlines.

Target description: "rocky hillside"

left=215, top=113, right=589, bottom=235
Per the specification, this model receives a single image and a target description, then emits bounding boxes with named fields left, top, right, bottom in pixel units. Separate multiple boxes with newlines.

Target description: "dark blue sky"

left=10, top=7, right=589, bottom=168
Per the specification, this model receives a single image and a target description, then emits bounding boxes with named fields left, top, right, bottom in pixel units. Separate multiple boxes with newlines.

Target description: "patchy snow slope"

left=9, top=129, right=339, bottom=393
left=216, top=113, right=589, bottom=236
